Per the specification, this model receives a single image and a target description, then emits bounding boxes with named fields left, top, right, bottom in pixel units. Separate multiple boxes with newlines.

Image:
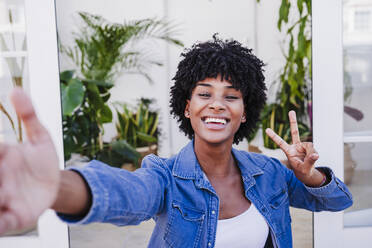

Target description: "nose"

left=208, top=98, right=225, bottom=111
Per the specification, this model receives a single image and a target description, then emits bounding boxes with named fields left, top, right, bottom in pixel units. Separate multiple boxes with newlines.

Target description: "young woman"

left=0, top=36, right=352, bottom=248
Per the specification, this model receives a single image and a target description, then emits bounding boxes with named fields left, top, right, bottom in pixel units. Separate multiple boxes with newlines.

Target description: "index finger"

left=289, top=111, right=301, bottom=144
left=10, top=88, right=49, bottom=144
left=265, top=128, right=290, bottom=153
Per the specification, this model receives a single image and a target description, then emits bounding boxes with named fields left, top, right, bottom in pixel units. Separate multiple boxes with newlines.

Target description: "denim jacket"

left=59, top=141, right=353, bottom=248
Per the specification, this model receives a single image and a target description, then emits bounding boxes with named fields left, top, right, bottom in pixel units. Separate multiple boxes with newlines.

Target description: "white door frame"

left=313, top=0, right=372, bottom=246
left=0, top=0, right=68, bottom=247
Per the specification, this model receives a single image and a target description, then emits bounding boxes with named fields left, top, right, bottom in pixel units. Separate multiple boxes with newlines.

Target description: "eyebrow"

left=196, top=83, right=234, bottom=89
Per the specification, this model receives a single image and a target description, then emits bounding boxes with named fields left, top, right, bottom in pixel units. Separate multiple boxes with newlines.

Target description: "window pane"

left=344, top=142, right=372, bottom=227
left=354, top=10, right=371, bottom=31
left=343, top=0, right=372, bottom=228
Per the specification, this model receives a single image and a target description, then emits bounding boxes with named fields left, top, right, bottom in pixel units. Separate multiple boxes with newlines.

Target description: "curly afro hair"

left=170, top=34, right=267, bottom=144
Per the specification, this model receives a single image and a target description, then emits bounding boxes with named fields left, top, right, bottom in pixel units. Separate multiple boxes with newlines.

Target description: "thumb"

left=304, top=152, right=319, bottom=167
left=302, top=142, right=319, bottom=167
left=10, top=87, right=49, bottom=144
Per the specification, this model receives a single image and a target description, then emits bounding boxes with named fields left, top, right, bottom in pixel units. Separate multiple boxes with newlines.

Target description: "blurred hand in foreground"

left=0, top=88, right=60, bottom=234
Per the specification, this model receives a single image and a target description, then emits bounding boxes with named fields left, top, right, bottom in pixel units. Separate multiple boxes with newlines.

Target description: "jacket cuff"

left=57, top=160, right=109, bottom=225
left=304, top=167, right=339, bottom=197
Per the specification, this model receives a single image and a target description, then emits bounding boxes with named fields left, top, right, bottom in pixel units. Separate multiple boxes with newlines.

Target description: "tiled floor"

left=70, top=221, right=154, bottom=248
left=290, top=208, right=312, bottom=248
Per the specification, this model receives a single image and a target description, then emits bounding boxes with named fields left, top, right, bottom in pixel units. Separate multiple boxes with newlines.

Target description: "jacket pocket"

left=268, top=188, right=288, bottom=209
left=268, top=188, right=291, bottom=236
left=164, top=201, right=205, bottom=248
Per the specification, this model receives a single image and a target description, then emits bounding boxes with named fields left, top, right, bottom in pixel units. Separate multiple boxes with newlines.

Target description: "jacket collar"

left=172, top=140, right=264, bottom=181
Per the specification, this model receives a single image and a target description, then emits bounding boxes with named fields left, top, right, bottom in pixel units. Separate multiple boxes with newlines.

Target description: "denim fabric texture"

left=59, top=141, right=353, bottom=248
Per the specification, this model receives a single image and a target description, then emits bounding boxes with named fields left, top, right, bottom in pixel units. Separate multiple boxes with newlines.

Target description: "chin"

left=197, top=133, right=234, bottom=146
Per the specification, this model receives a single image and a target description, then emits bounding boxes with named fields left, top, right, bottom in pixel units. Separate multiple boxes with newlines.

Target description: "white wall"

left=167, top=0, right=256, bottom=154
left=55, top=0, right=285, bottom=157
left=255, top=0, right=286, bottom=100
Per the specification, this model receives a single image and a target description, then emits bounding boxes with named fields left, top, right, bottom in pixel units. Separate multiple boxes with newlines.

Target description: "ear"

left=184, top=100, right=190, bottom=118
left=241, top=113, right=246, bottom=123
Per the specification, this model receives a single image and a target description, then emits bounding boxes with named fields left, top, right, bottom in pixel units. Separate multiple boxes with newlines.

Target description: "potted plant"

left=248, top=0, right=312, bottom=164
left=60, top=12, right=182, bottom=165
left=60, top=70, right=114, bottom=161
left=109, top=98, right=160, bottom=170
left=61, top=12, right=183, bottom=83
left=251, top=1, right=363, bottom=177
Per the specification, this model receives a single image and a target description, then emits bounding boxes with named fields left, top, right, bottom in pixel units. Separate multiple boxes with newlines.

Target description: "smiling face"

left=185, top=77, right=246, bottom=146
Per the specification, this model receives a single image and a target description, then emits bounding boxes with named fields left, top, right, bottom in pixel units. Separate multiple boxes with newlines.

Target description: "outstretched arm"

left=0, top=88, right=91, bottom=234
left=52, top=170, right=92, bottom=216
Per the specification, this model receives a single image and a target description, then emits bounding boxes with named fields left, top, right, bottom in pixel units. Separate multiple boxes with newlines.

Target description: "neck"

left=193, top=137, right=236, bottom=178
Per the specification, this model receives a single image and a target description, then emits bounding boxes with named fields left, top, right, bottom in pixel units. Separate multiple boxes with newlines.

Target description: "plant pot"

left=136, top=144, right=157, bottom=163
left=121, top=163, right=136, bottom=171
left=65, top=153, right=90, bottom=168
left=121, top=144, right=158, bottom=171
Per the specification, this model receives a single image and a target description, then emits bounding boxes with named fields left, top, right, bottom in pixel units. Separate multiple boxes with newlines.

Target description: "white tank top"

left=214, top=203, right=269, bottom=248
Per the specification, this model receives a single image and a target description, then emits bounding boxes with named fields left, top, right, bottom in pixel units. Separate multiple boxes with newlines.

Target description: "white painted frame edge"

left=0, top=0, right=69, bottom=247
left=313, top=0, right=372, bottom=247
left=313, top=0, right=344, bottom=247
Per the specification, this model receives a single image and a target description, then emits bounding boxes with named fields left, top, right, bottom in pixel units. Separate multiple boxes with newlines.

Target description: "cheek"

left=188, top=100, right=205, bottom=115
left=232, top=103, right=245, bottom=117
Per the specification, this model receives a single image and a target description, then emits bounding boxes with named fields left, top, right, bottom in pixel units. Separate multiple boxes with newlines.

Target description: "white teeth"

left=204, top=117, right=227, bottom=124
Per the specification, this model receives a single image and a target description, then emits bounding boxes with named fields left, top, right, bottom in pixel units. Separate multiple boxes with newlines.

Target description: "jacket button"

left=211, top=210, right=216, bottom=215
left=208, top=242, right=212, bottom=247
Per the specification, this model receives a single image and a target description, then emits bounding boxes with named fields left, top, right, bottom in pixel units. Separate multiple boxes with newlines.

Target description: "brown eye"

left=226, top=95, right=239, bottom=100
left=198, top=93, right=211, bottom=98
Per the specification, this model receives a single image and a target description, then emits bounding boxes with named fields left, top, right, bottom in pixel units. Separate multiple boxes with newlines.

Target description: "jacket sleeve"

left=275, top=158, right=353, bottom=212
left=57, top=154, right=170, bottom=226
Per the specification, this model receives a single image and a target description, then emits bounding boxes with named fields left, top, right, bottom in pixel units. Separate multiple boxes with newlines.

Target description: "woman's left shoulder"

left=235, top=149, right=288, bottom=175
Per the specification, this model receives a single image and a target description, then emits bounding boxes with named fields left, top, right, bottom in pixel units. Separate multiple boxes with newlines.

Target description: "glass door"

left=0, top=0, right=68, bottom=247
left=313, top=0, right=372, bottom=246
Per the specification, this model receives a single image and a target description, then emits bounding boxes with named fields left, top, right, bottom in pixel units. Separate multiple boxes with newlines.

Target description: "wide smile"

left=201, top=116, right=230, bottom=130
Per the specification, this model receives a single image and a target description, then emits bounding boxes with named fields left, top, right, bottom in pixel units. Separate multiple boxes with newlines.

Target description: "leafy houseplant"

left=115, top=98, right=159, bottom=148
left=253, top=0, right=362, bottom=157
left=253, top=0, right=312, bottom=149
left=62, top=12, right=183, bottom=83
left=96, top=98, right=160, bottom=168
left=60, top=12, right=182, bottom=164
left=60, top=70, right=113, bottom=160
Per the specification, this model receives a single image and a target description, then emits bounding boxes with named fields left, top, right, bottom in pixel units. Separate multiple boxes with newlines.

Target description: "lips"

left=201, top=116, right=230, bottom=130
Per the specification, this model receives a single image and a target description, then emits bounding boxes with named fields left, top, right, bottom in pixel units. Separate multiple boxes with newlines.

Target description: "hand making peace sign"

left=265, top=111, right=327, bottom=187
